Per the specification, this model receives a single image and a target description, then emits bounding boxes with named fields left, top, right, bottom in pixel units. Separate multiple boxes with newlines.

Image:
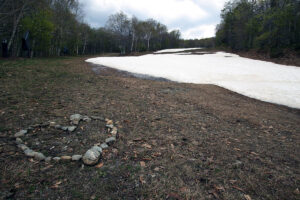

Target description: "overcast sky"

left=78, top=0, right=228, bottom=39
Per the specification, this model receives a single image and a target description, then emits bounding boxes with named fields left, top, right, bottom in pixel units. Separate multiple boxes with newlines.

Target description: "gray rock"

left=53, top=157, right=61, bottom=162
left=91, top=146, right=102, bottom=153
left=55, top=125, right=62, bottom=129
left=14, top=130, right=27, bottom=137
left=106, top=124, right=114, bottom=129
left=24, top=149, right=35, bottom=157
left=45, top=157, right=52, bottom=162
left=67, top=126, right=76, bottom=132
left=61, top=126, right=68, bottom=131
left=82, top=149, right=101, bottom=165
left=100, top=143, right=109, bottom=149
left=15, top=138, right=23, bottom=145
left=34, top=152, right=46, bottom=161
left=105, top=137, right=116, bottom=145
left=18, top=144, right=28, bottom=151
left=72, top=155, right=82, bottom=161
left=70, top=114, right=82, bottom=125
left=83, top=116, right=91, bottom=122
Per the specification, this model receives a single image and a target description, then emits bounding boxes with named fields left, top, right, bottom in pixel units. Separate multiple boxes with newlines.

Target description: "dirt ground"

left=0, top=55, right=299, bottom=200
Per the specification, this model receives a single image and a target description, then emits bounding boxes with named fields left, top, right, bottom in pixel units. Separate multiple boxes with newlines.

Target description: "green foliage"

left=21, top=10, right=54, bottom=55
left=216, top=0, right=300, bottom=56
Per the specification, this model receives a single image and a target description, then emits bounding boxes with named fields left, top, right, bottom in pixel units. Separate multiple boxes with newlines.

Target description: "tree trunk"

left=8, top=2, right=27, bottom=52
left=82, top=37, right=87, bottom=55
left=147, top=38, right=150, bottom=51
left=130, top=32, right=135, bottom=52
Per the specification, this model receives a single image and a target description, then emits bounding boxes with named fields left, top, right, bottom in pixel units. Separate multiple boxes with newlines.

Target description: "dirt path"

left=0, top=56, right=299, bottom=199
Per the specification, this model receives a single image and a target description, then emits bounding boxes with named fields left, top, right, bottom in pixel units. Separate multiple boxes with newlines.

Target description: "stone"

left=67, top=126, right=77, bottom=132
left=105, top=137, right=116, bottom=145
left=49, top=122, right=56, bottom=127
left=34, top=152, right=46, bottom=161
left=111, top=127, right=118, bottom=134
left=55, top=125, right=62, bottom=129
left=24, top=149, right=35, bottom=157
left=72, top=155, right=82, bottom=161
left=14, top=130, right=27, bottom=138
left=70, top=114, right=82, bottom=125
left=111, top=127, right=118, bottom=138
left=91, top=146, right=102, bottom=153
left=18, top=144, right=28, bottom=151
left=61, top=126, right=68, bottom=131
left=106, top=124, right=114, bottom=129
left=83, top=116, right=91, bottom=122
left=15, top=138, right=23, bottom=145
left=61, top=156, right=72, bottom=160
left=82, top=149, right=101, bottom=165
left=45, top=157, right=52, bottom=162
left=53, top=157, right=61, bottom=162
left=100, top=143, right=109, bottom=149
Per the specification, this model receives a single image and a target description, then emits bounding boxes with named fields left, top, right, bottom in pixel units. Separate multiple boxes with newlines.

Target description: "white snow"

left=154, top=48, right=202, bottom=53
left=86, top=51, right=300, bottom=109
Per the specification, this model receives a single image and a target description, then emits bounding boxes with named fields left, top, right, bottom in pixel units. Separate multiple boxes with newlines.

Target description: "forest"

left=0, top=0, right=182, bottom=57
left=215, top=0, right=300, bottom=57
left=1, top=0, right=300, bottom=58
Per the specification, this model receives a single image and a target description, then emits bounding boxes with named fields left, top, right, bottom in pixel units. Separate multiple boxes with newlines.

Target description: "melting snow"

left=154, top=48, right=202, bottom=53
left=86, top=51, right=300, bottom=109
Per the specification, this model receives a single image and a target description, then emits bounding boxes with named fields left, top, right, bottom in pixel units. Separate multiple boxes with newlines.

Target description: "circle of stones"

left=14, top=114, right=118, bottom=166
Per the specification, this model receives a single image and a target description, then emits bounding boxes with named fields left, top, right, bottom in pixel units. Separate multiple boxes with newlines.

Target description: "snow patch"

left=154, top=48, right=202, bottom=53
left=86, top=51, right=300, bottom=109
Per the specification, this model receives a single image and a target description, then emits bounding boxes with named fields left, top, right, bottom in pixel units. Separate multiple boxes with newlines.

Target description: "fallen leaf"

left=96, top=162, right=104, bottom=168
left=167, top=192, right=182, bottom=199
left=140, top=161, right=146, bottom=167
left=229, top=180, right=237, bottom=184
left=180, top=187, right=189, bottom=193
left=152, top=152, right=162, bottom=157
left=139, top=176, right=146, bottom=184
left=234, top=148, right=241, bottom=151
left=232, top=185, right=244, bottom=192
left=51, top=180, right=62, bottom=188
left=251, top=152, right=259, bottom=156
left=154, top=167, right=160, bottom=171
left=214, top=185, right=225, bottom=191
left=244, top=194, right=252, bottom=200
left=142, top=143, right=152, bottom=149
left=41, top=165, right=53, bottom=171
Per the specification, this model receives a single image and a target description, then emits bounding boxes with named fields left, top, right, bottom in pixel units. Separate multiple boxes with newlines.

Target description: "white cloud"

left=79, top=0, right=227, bottom=39
left=182, top=24, right=217, bottom=39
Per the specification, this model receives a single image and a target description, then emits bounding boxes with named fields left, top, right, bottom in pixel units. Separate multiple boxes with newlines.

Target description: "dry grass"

left=0, top=56, right=299, bottom=199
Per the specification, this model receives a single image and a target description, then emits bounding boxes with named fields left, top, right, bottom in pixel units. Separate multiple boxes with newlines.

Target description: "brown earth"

left=0, top=56, right=299, bottom=200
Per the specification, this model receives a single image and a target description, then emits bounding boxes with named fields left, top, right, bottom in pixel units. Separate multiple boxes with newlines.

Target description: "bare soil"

left=0, top=56, right=299, bottom=200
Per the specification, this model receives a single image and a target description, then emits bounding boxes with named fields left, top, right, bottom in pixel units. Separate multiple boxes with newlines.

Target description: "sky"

left=78, top=0, right=228, bottom=39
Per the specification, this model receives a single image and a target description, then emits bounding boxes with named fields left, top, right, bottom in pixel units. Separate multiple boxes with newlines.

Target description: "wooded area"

left=0, top=0, right=182, bottom=57
left=216, top=0, right=300, bottom=57
left=1, top=0, right=299, bottom=58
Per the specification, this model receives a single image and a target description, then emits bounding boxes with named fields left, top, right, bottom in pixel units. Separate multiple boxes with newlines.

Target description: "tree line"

left=0, top=0, right=182, bottom=57
left=215, top=0, right=300, bottom=57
